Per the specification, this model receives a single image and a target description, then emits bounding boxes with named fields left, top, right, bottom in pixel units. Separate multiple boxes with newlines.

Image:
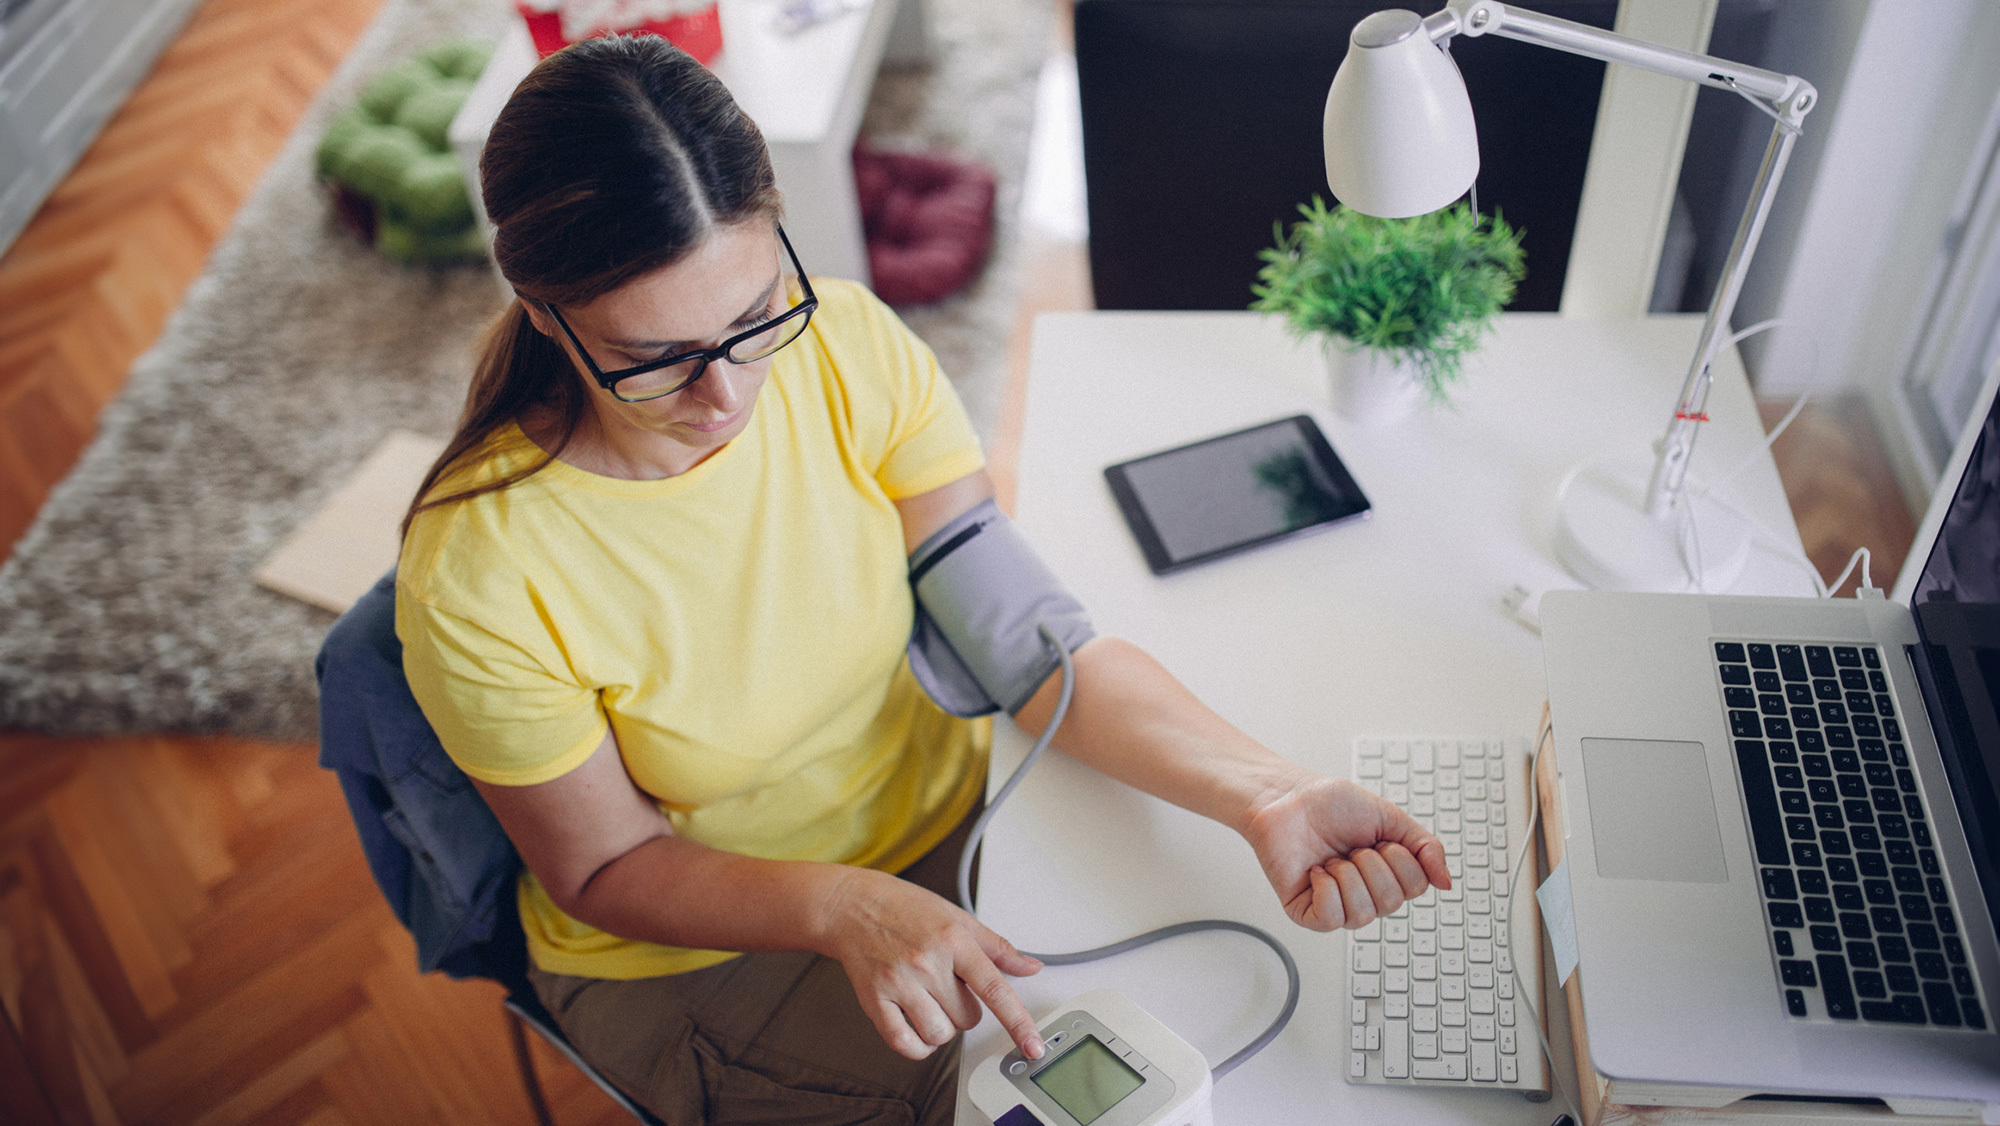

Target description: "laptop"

left=1540, top=365, right=2000, bottom=1110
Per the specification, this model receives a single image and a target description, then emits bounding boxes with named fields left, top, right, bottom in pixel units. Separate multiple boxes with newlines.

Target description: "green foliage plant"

left=1252, top=197, right=1526, bottom=404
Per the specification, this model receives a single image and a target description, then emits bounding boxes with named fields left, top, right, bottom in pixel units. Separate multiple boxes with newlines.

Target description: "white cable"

left=1824, top=546, right=1873, bottom=598
left=1507, top=725, right=1581, bottom=1123
left=1692, top=319, right=1820, bottom=494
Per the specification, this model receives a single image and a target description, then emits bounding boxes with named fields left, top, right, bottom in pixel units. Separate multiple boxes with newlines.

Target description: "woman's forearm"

left=1011, top=636, right=1310, bottom=836
left=564, top=831, right=859, bottom=956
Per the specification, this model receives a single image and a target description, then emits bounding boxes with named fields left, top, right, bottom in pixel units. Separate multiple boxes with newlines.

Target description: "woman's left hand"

left=1240, top=773, right=1452, bottom=931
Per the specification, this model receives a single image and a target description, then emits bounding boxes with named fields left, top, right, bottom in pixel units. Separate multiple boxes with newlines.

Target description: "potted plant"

left=1252, top=197, right=1525, bottom=422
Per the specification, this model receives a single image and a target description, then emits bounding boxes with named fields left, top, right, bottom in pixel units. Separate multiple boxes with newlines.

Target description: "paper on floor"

left=255, top=430, right=446, bottom=613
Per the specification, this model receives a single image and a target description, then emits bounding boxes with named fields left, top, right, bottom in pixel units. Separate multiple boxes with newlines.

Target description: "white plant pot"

left=1322, top=338, right=1421, bottom=424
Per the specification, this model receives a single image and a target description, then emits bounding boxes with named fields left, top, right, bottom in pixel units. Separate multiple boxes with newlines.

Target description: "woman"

left=398, top=35, right=1450, bottom=1125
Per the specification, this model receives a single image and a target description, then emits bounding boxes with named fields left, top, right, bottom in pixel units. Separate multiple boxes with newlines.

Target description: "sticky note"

left=1536, top=856, right=1580, bottom=988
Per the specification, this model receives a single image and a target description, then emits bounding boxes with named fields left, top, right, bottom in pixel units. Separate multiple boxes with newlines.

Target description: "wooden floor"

left=0, top=0, right=1926, bottom=1121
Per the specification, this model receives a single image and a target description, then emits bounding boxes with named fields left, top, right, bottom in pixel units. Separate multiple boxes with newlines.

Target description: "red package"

left=516, top=1, right=722, bottom=64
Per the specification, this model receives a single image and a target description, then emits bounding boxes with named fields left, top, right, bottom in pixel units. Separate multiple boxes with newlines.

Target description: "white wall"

left=1716, top=0, right=1869, bottom=384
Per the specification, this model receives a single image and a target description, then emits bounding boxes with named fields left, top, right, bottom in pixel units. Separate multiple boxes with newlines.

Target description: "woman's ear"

left=519, top=296, right=557, bottom=339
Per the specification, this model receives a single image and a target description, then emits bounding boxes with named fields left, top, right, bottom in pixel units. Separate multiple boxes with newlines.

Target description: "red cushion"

left=853, top=146, right=997, bottom=306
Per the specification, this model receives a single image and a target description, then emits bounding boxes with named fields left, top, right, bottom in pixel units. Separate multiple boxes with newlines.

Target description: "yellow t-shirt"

left=396, top=278, right=991, bottom=980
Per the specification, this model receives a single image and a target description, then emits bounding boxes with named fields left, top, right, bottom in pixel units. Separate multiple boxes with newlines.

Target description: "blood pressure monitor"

left=968, top=991, right=1214, bottom=1126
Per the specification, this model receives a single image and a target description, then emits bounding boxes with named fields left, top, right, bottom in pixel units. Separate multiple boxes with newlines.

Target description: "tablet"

left=1103, top=415, right=1370, bottom=575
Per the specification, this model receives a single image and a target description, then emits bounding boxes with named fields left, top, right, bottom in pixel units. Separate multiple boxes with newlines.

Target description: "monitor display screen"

left=1909, top=382, right=2000, bottom=935
left=1031, top=1036, right=1144, bottom=1125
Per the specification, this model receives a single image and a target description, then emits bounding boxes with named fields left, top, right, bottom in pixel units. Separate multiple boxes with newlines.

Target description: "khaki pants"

left=528, top=812, right=978, bottom=1126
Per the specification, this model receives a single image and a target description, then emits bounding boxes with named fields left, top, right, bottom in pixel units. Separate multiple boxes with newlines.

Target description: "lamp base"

left=1554, top=452, right=1752, bottom=593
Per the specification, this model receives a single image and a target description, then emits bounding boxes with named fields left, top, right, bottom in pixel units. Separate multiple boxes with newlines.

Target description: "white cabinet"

left=0, top=0, right=204, bottom=254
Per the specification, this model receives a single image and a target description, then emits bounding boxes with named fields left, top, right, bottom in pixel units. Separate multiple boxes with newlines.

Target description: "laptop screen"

left=1908, top=385, right=2000, bottom=929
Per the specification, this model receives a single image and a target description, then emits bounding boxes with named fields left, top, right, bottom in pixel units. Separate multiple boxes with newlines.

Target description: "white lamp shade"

left=1322, top=9, right=1480, bottom=218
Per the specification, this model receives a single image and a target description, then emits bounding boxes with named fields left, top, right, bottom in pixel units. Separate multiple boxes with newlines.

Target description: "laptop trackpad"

left=1581, top=738, right=1728, bottom=883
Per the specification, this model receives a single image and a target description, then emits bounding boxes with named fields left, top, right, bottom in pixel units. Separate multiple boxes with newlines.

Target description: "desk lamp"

left=1322, top=0, right=1817, bottom=592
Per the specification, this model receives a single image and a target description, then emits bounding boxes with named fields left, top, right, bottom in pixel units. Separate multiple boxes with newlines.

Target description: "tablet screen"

left=1103, top=415, right=1370, bottom=574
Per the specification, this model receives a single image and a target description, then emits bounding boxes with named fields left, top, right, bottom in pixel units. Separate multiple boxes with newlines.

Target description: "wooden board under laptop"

left=1531, top=707, right=1980, bottom=1126
left=254, top=430, right=444, bottom=613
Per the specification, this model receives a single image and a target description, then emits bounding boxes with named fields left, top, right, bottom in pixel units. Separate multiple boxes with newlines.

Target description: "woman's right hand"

left=816, top=867, right=1047, bottom=1062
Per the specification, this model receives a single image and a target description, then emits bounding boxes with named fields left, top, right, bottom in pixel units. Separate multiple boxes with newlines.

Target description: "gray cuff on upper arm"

left=906, top=499, right=1096, bottom=717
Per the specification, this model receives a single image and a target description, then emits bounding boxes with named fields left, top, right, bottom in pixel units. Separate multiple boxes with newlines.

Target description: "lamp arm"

left=1428, top=0, right=1804, bottom=104
left=1422, top=0, right=1819, bottom=518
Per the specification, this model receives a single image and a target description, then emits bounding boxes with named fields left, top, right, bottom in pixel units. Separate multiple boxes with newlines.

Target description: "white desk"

left=451, top=0, right=898, bottom=285
left=954, top=312, right=1815, bottom=1124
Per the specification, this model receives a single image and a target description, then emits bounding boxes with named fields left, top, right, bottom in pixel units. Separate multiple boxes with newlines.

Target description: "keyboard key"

left=1472, top=1042, right=1497, bottom=1082
left=1835, top=647, right=1860, bottom=667
left=1871, top=907, right=1901, bottom=933
left=1827, top=857, right=1858, bottom=883
left=1916, top=951, right=1948, bottom=980
left=1821, top=831, right=1851, bottom=856
left=1810, top=925, right=1842, bottom=953
left=1799, top=870, right=1829, bottom=895
left=1807, top=647, right=1835, bottom=677
left=1833, top=884, right=1865, bottom=911
left=1774, top=931, right=1794, bottom=956
left=1880, top=935, right=1912, bottom=964
left=1964, top=998, right=1987, bottom=1030
left=1813, top=805, right=1844, bottom=829
left=1780, top=959, right=1818, bottom=987
left=1787, top=816, right=1816, bottom=841
left=1777, top=645, right=1807, bottom=680
left=1805, top=897, right=1835, bottom=923
left=1929, top=877, right=1950, bottom=905
left=1715, top=642, right=1747, bottom=663
left=1721, top=664, right=1752, bottom=685
left=1751, top=644, right=1778, bottom=669
left=1412, top=1058, right=1467, bottom=1081
left=1946, top=935, right=1967, bottom=965
left=1858, top=738, right=1886, bottom=762
left=1792, top=842, right=1822, bottom=867
left=1762, top=868, right=1797, bottom=899
left=1908, top=922, right=1940, bottom=950
left=1847, top=941, right=1879, bottom=968
left=1865, top=880, right=1895, bottom=905
left=1786, top=989, right=1807, bottom=1016
left=1839, top=913, right=1872, bottom=940
left=1912, top=819, right=1930, bottom=847
left=1731, top=711, right=1765, bottom=738
left=1804, top=754, right=1832, bottom=777
left=1775, top=766, right=1804, bottom=789
left=1852, top=826, right=1882, bottom=851
left=1852, top=969, right=1886, bottom=998
left=1384, top=1020, right=1409, bottom=1078
left=1817, top=954, right=1858, bottom=1019
left=1760, top=693, right=1787, bottom=716
left=1926, top=983, right=1963, bottom=1027
left=1734, top=741, right=1790, bottom=865
left=1886, top=964, right=1919, bottom=993
left=1840, top=668, right=1868, bottom=691
left=1955, top=965, right=1977, bottom=996
left=1863, top=648, right=1880, bottom=670
left=1827, top=727, right=1854, bottom=750
left=1860, top=996, right=1928, bottom=1024
left=1935, top=906, right=1956, bottom=933
left=1893, top=867, right=1923, bottom=893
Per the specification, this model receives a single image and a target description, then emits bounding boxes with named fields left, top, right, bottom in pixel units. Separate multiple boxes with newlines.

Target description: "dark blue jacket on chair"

left=317, top=569, right=527, bottom=984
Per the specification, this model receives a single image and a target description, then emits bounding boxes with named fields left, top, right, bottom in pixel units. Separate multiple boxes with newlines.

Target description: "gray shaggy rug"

left=0, top=0, right=1052, bottom=741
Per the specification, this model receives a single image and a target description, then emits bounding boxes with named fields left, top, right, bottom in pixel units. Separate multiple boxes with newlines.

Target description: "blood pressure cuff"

left=907, top=499, right=1096, bottom=717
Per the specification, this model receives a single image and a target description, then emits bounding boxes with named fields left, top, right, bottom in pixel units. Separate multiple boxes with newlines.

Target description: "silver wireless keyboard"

left=1342, top=737, right=1550, bottom=1096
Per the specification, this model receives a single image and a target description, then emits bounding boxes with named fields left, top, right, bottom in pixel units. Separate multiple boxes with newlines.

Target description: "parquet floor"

left=0, top=0, right=1927, bottom=1121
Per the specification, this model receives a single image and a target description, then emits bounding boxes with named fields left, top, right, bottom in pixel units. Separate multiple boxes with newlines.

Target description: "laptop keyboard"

left=1714, top=641, right=1987, bottom=1030
left=1344, top=738, right=1547, bottom=1094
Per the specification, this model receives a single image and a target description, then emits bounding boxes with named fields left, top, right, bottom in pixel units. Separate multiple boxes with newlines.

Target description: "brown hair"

left=402, top=34, right=782, bottom=535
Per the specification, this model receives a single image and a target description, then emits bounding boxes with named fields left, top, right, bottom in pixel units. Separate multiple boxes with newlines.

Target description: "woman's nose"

left=695, top=359, right=748, bottom=413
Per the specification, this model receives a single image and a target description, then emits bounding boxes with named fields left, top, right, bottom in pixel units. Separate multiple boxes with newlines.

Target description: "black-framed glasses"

left=543, top=226, right=818, bottom=403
